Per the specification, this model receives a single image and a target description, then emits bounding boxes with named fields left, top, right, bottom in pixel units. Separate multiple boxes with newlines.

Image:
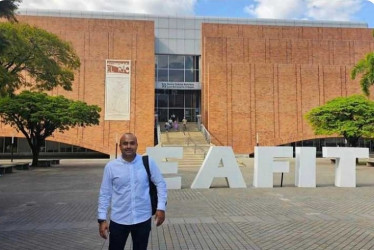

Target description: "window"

left=156, top=55, right=199, bottom=83
left=157, top=69, right=168, bottom=81
left=0, top=137, right=3, bottom=153
left=60, top=143, right=72, bottom=152
left=169, top=70, right=184, bottom=82
left=4, top=137, right=17, bottom=153
left=169, top=55, right=184, bottom=69
left=157, top=94, right=169, bottom=107
left=157, top=55, right=168, bottom=69
left=185, top=56, right=199, bottom=70
left=185, top=69, right=199, bottom=82
left=169, top=92, right=184, bottom=107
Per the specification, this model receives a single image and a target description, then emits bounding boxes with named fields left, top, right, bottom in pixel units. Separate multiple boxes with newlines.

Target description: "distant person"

left=173, top=120, right=179, bottom=131
left=171, top=113, right=176, bottom=122
left=164, top=122, right=170, bottom=132
left=182, top=117, right=187, bottom=132
left=98, top=133, right=167, bottom=250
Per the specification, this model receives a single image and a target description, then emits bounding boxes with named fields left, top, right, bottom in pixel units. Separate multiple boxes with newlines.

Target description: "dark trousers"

left=109, top=219, right=151, bottom=250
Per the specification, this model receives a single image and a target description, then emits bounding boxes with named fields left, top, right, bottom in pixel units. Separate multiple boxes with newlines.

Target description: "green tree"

left=351, top=52, right=374, bottom=96
left=305, top=95, right=374, bottom=147
left=0, top=0, right=20, bottom=22
left=0, top=0, right=21, bottom=53
left=0, top=22, right=80, bottom=96
left=0, top=91, right=101, bottom=166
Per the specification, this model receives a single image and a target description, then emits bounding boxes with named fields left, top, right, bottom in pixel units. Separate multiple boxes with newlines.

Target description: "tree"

left=0, top=91, right=101, bottom=166
left=0, top=0, right=21, bottom=54
left=0, top=22, right=80, bottom=96
left=351, top=52, right=374, bottom=96
left=305, top=95, right=374, bottom=147
left=351, top=30, right=374, bottom=96
left=0, top=0, right=20, bottom=22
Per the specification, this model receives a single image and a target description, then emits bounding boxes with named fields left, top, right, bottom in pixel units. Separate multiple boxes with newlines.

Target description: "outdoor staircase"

left=160, top=128, right=211, bottom=171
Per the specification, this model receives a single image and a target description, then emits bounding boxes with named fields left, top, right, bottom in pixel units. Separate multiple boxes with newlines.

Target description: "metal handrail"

left=185, top=136, right=209, bottom=158
left=200, top=124, right=226, bottom=146
left=157, top=124, right=162, bottom=146
left=200, top=124, right=211, bottom=144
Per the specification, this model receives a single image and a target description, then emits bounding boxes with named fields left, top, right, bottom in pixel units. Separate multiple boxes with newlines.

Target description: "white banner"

left=156, top=81, right=201, bottom=90
left=105, top=60, right=131, bottom=120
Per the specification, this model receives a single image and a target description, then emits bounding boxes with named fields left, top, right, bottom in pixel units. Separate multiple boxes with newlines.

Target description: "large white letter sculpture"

left=253, top=146, right=293, bottom=188
left=146, top=147, right=183, bottom=189
left=295, top=147, right=316, bottom=187
left=323, top=147, right=368, bottom=187
left=191, top=146, right=246, bottom=189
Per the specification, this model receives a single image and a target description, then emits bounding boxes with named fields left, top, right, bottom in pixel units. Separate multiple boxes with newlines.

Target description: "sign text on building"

left=155, top=81, right=201, bottom=90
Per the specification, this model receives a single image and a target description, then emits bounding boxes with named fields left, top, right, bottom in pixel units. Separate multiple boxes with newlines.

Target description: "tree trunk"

left=346, top=136, right=360, bottom=165
left=31, top=144, right=40, bottom=167
left=347, top=137, right=359, bottom=147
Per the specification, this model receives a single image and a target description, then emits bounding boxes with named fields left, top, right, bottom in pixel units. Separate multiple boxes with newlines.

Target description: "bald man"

left=98, top=133, right=167, bottom=250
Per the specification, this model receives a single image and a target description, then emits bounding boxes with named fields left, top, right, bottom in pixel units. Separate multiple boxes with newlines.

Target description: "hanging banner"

left=105, top=60, right=131, bottom=120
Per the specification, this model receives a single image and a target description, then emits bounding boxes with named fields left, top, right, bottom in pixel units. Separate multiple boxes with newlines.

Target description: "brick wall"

left=202, top=23, right=374, bottom=154
left=0, top=16, right=155, bottom=156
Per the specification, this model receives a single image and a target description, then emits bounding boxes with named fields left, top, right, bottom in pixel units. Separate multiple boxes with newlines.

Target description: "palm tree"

left=0, top=0, right=21, bottom=22
left=351, top=52, right=374, bottom=96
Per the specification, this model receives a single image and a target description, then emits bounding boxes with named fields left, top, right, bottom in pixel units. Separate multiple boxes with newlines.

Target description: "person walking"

left=182, top=117, right=187, bottom=133
left=98, top=133, right=167, bottom=250
left=173, top=119, right=179, bottom=131
left=164, top=121, right=170, bottom=132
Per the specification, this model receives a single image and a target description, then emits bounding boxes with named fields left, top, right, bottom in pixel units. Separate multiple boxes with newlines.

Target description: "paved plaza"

left=1, top=157, right=374, bottom=249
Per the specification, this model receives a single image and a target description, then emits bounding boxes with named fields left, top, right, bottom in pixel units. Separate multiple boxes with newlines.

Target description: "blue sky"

left=19, top=0, right=374, bottom=28
left=196, top=0, right=374, bottom=27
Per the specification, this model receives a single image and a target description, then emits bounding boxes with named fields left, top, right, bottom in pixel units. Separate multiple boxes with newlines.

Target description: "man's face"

left=119, top=134, right=138, bottom=160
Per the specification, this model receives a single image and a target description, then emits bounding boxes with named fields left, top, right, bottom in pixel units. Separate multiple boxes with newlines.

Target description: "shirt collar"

left=117, top=154, right=139, bottom=164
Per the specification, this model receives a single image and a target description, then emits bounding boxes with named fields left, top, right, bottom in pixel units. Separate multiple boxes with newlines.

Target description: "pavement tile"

left=1, top=158, right=374, bottom=249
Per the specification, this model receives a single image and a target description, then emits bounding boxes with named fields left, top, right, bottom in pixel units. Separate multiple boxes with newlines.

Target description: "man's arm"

left=149, top=157, right=167, bottom=226
left=98, top=164, right=112, bottom=238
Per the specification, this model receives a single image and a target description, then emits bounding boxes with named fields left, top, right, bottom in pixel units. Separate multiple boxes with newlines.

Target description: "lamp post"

left=11, top=136, right=14, bottom=162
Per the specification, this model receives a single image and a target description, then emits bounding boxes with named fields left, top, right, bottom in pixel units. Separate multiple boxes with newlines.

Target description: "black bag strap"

left=142, top=155, right=151, bottom=182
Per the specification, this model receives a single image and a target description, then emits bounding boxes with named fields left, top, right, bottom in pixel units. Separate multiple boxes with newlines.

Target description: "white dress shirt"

left=98, top=154, right=167, bottom=225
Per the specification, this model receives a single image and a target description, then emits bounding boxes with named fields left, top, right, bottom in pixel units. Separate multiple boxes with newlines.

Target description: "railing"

left=157, top=124, right=162, bottom=146
left=185, top=136, right=209, bottom=158
left=200, top=124, right=211, bottom=144
left=200, top=124, right=227, bottom=146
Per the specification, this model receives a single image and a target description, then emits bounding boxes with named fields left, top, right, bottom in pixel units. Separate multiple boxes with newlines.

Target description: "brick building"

left=202, top=23, right=374, bottom=153
left=0, top=9, right=373, bottom=157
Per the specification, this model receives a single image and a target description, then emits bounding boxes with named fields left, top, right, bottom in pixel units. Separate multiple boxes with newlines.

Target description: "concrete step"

left=160, top=130, right=210, bottom=171
left=159, top=122, right=200, bottom=132
left=161, top=132, right=209, bottom=145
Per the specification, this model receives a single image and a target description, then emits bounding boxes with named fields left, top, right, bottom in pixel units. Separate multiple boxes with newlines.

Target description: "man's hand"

left=154, top=210, right=165, bottom=227
left=99, top=221, right=109, bottom=239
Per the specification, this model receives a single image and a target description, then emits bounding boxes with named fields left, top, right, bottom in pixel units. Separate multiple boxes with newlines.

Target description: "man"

left=182, top=117, right=187, bottom=132
left=98, top=133, right=167, bottom=250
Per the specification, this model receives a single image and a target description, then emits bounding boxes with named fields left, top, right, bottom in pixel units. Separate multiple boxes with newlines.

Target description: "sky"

left=18, top=0, right=374, bottom=28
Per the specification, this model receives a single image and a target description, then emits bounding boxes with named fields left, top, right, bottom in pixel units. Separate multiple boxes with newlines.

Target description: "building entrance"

left=155, top=89, right=200, bottom=122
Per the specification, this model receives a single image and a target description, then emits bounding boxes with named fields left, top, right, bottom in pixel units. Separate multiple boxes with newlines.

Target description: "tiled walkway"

left=1, top=158, right=374, bottom=249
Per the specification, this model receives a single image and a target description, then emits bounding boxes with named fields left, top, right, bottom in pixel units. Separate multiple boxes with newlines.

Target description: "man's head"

left=119, top=133, right=138, bottom=161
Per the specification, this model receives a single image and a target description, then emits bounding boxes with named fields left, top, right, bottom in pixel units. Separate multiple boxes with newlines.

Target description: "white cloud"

left=244, top=0, right=364, bottom=21
left=19, top=0, right=197, bottom=16
left=244, top=0, right=305, bottom=19
left=306, top=0, right=363, bottom=21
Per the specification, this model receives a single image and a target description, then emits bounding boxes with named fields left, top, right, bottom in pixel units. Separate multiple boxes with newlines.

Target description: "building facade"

left=202, top=23, right=374, bottom=153
left=0, top=9, right=373, bottom=157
